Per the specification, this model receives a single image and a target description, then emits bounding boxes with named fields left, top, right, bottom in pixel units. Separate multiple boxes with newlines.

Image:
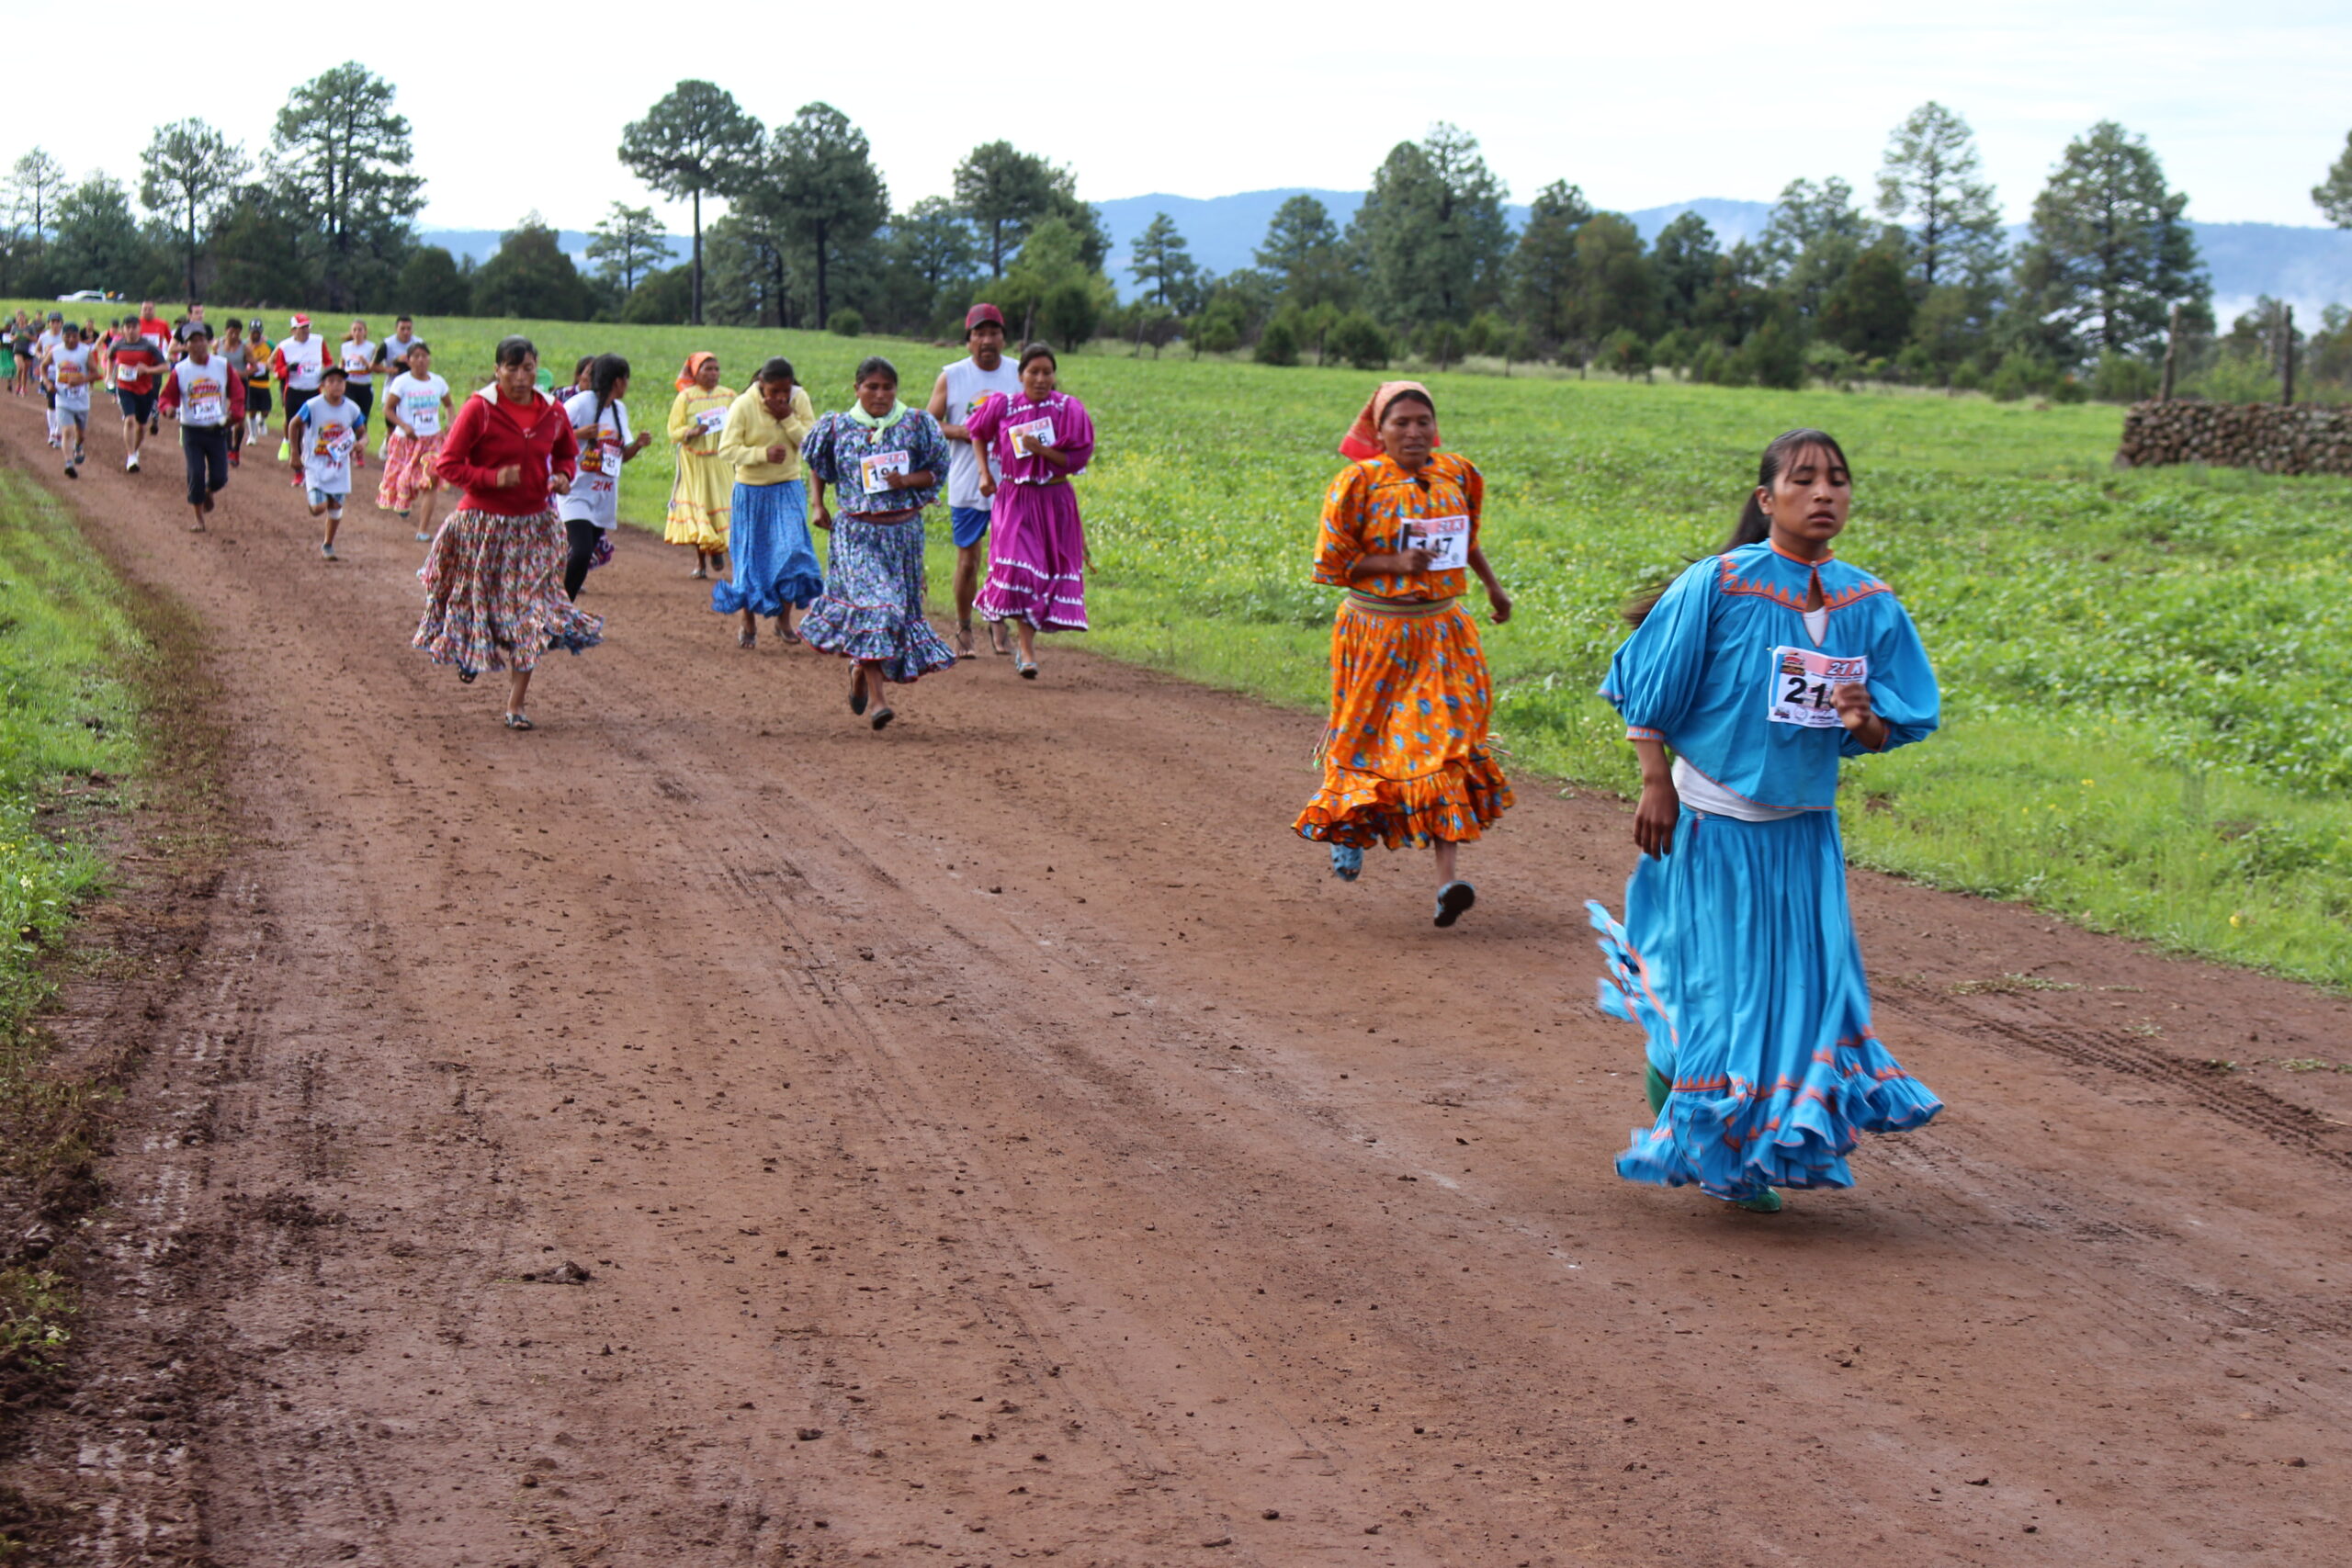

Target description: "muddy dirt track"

left=1, top=404, right=2348, bottom=1568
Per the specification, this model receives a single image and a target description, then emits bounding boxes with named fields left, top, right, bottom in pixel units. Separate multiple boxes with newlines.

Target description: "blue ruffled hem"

left=797, top=597, right=957, bottom=684
left=711, top=569, right=823, bottom=618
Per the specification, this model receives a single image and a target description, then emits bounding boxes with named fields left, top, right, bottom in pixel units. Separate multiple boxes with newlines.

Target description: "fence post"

left=2281, top=304, right=2296, bottom=407
left=2159, top=302, right=2182, bottom=400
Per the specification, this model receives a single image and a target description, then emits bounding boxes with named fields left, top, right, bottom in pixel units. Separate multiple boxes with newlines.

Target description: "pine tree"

left=1129, top=213, right=1198, bottom=308
left=140, top=121, right=247, bottom=300
left=1255, top=194, right=1348, bottom=306
left=268, top=62, right=426, bottom=310
left=586, top=203, right=669, bottom=294
left=2315, top=130, right=2352, bottom=227
left=1876, top=102, right=2006, bottom=291
left=1504, top=181, right=1591, bottom=353
left=762, top=103, right=888, bottom=329
left=619, top=80, right=763, bottom=325
left=2012, top=120, right=2207, bottom=362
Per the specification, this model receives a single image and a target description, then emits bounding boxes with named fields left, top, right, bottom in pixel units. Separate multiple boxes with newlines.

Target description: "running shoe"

left=1433, top=880, right=1476, bottom=928
left=320, top=541, right=335, bottom=560
left=227, top=449, right=239, bottom=468
left=124, top=453, right=137, bottom=472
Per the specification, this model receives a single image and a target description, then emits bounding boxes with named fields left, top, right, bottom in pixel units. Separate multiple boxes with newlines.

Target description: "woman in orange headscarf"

left=1294, top=382, right=1514, bottom=928
left=664, top=351, right=736, bottom=578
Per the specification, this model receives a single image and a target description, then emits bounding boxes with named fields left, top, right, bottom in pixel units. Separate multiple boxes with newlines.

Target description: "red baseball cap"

left=964, top=303, right=1005, bottom=333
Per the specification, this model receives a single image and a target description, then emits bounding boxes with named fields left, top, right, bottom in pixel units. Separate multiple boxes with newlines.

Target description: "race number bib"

left=1766, top=647, right=1867, bottom=728
left=406, top=398, right=440, bottom=436
left=695, top=408, right=727, bottom=436
left=318, top=426, right=356, bottom=460
left=1009, top=415, right=1056, bottom=453
left=187, top=391, right=223, bottom=423
left=861, top=449, right=910, bottom=494
left=1400, top=513, right=1471, bottom=572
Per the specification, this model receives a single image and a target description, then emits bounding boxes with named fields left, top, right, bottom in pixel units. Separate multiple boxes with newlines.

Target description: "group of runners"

left=6, top=295, right=1949, bottom=1218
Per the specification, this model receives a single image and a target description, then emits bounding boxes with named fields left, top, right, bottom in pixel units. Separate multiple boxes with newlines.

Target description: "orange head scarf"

left=675, top=351, right=717, bottom=391
left=1339, top=380, right=1438, bottom=461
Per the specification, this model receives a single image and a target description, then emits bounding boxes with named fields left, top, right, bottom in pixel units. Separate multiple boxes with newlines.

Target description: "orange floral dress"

left=1293, top=452, right=1512, bottom=850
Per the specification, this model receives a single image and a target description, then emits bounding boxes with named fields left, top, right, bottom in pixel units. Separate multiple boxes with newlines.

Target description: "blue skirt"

left=796, top=513, right=958, bottom=684
left=712, top=479, right=822, bottom=618
left=1587, top=806, right=1941, bottom=1202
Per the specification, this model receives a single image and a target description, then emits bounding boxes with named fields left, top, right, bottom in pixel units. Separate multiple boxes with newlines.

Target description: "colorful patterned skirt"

left=376, top=429, right=442, bottom=513
left=974, top=479, right=1088, bottom=631
left=1589, top=807, right=1942, bottom=1203
left=664, top=447, right=730, bottom=550
left=797, top=513, right=957, bottom=685
left=711, top=479, right=822, bottom=619
left=1293, top=595, right=1511, bottom=850
left=412, top=507, right=604, bottom=677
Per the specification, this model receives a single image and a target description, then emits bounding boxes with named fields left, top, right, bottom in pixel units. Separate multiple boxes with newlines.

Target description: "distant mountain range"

left=416, top=192, right=2352, bottom=325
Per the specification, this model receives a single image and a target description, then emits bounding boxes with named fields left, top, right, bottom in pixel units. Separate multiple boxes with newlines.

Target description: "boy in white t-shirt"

left=288, top=366, right=367, bottom=559
left=45, top=323, right=97, bottom=477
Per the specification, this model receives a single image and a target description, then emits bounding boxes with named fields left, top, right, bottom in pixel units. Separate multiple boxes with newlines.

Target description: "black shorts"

left=284, top=386, right=314, bottom=423
left=116, top=386, right=155, bottom=422
left=245, top=382, right=272, bottom=415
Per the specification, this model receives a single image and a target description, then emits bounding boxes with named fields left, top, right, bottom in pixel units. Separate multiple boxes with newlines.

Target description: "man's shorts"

left=116, top=386, right=155, bottom=422
left=306, top=486, right=348, bottom=512
left=246, top=383, right=272, bottom=416
left=949, top=505, right=991, bottom=550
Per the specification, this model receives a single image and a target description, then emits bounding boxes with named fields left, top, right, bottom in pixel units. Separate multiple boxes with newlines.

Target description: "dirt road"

left=2, top=408, right=2348, bottom=1568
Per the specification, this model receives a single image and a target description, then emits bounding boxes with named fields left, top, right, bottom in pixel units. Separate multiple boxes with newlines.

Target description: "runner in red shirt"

left=110, top=331, right=169, bottom=473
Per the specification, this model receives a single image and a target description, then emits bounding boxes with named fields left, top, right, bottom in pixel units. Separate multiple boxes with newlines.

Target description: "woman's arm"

left=1632, top=737, right=1679, bottom=858
left=1467, top=546, right=1512, bottom=623
left=665, top=389, right=699, bottom=445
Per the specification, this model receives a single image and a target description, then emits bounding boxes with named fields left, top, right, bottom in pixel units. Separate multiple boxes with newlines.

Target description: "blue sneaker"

left=1329, top=843, right=1363, bottom=882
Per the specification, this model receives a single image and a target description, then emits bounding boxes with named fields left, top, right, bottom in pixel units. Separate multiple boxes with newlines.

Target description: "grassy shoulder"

left=0, top=465, right=145, bottom=1412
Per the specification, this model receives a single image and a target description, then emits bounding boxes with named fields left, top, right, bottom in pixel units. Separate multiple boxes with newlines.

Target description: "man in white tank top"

left=926, top=303, right=1023, bottom=657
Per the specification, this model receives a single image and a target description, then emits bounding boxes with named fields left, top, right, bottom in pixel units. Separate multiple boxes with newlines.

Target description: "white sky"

left=20, top=1, right=2352, bottom=232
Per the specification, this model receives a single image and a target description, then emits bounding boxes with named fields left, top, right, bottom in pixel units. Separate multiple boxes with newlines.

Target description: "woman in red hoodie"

left=413, top=335, right=604, bottom=730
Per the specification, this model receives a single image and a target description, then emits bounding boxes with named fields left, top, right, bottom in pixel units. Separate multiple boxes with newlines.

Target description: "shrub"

left=828, top=308, right=865, bottom=338
left=1255, top=317, right=1300, bottom=367
left=1987, top=348, right=2057, bottom=402
left=1598, top=328, right=1649, bottom=378
left=1326, top=311, right=1391, bottom=371
left=1737, top=317, right=1804, bottom=390
left=2089, top=352, right=2158, bottom=403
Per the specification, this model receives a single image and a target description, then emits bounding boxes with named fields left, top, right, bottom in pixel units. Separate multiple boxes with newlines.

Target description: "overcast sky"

left=23, top=1, right=2352, bottom=234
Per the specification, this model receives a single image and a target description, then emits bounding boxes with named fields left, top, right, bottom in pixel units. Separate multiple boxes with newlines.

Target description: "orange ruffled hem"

left=1294, top=750, right=1512, bottom=851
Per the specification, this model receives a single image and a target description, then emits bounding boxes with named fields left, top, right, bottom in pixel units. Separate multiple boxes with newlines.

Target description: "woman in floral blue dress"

left=797, top=356, right=958, bottom=730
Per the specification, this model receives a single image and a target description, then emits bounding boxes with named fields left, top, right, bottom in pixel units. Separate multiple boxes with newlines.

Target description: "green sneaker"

left=1644, top=1064, right=1670, bottom=1117
left=1733, top=1189, right=1784, bottom=1213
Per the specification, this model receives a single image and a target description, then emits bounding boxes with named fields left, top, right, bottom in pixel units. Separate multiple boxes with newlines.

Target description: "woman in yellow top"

left=713, top=356, right=822, bottom=648
left=664, top=351, right=735, bottom=578
left=1295, top=381, right=1514, bottom=929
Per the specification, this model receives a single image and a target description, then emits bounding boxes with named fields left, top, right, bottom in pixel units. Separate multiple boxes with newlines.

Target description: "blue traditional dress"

left=1589, top=538, right=1944, bottom=1202
left=797, top=403, right=957, bottom=684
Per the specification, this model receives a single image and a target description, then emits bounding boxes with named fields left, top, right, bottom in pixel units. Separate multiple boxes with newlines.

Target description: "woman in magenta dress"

left=970, top=343, right=1096, bottom=678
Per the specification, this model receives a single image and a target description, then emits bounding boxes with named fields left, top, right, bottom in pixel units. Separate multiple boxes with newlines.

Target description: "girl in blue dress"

left=1589, top=429, right=1943, bottom=1213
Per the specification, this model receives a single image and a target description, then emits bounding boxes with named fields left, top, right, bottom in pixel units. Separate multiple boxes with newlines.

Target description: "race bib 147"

left=1766, top=646, right=1867, bottom=728
left=1400, top=513, right=1471, bottom=572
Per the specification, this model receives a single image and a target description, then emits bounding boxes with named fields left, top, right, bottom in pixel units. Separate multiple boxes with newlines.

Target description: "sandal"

left=1432, top=880, right=1476, bottom=929
left=870, top=705, right=895, bottom=732
left=954, top=622, right=978, bottom=657
left=1329, top=843, right=1363, bottom=882
left=738, top=626, right=756, bottom=649
left=1732, top=1190, right=1785, bottom=1213
left=1015, top=655, right=1039, bottom=680
left=848, top=669, right=869, bottom=716
left=458, top=668, right=477, bottom=685
left=503, top=712, right=534, bottom=731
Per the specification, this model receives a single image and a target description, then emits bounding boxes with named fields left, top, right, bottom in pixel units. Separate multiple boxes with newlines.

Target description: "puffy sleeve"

left=1459, top=457, right=1486, bottom=548
left=783, top=386, right=815, bottom=450
left=716, top=392, right=762, bottom=469
left=799, top=414, right=841, bottom=488
left=1600, top=558, right=1720, bottom=741
left=966, top=392, right=1008, bottom=452
left=1312, top=462, right=1374, bottom=586
left=1056, top=396, right=1097, bottom=475
left=907, top=412, right=951, bottom=489
left=1846, top=594, right=1940, bottom=757
left=665, top=388, right=698, bottom=445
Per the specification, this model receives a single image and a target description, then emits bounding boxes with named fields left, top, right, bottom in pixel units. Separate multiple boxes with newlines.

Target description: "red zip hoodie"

left=435, top=386, right=580, bottom=515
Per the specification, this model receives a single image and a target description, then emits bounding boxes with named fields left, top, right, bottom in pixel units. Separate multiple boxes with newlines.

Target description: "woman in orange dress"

left=1295, top=381, right=1514, bottom=928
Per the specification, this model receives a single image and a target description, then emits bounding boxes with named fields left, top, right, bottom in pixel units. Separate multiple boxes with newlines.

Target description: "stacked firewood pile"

left=2116, top=400, right=2352, bottom=475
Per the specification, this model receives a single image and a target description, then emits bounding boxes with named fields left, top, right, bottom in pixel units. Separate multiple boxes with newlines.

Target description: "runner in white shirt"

left=273, top=314, right=326, bottom=476
left=558, top=354, right=651, bottom=599
left=156, top=321, right=246, bottom=532
left=288, top=366, right=367, bottom=559
left=380, top=342, right=454, bottom=542
left=338, top=320, right=379, bottom=458
left=35, top=312, right=65, bottom=447
left=45, top=324, right=97, bottom=478
left=925, top=303, right=1023, bottom=656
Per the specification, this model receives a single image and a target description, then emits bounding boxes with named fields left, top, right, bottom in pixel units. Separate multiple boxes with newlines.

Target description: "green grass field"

left=9, top=300, right=2349, bottom=987
left=0, top=463, right=143, bottom=1391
